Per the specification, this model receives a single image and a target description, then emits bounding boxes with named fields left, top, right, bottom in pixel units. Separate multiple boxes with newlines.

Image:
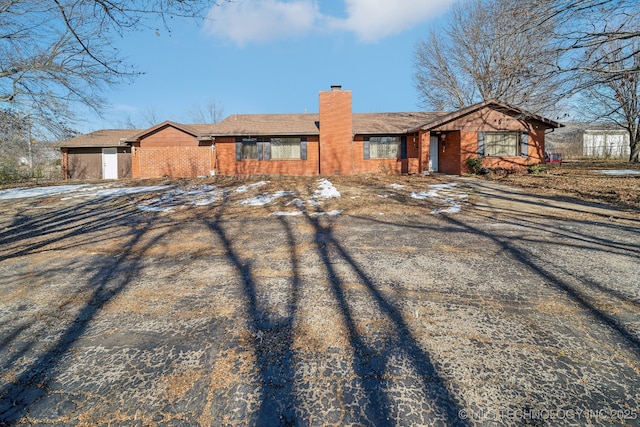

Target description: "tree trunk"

left=630, top=135, right=640, bottom=162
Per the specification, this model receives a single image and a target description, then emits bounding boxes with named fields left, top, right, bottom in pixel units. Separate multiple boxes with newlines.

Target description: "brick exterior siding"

left=319, top=87, right=353, bottom=175
left=133, top=146, right=213, bottom=178
left=62, top=89, right=557, bottom=180
left=131, top=126, right=214, bottom=178
left=214, top=136, right=320, bottom=176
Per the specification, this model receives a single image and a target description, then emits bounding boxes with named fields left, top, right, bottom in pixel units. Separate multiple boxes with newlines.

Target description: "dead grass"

left=484, top=160, right=640, bottom=211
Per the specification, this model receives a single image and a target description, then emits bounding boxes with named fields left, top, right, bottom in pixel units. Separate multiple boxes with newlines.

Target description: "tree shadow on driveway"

left=0, top=199, right=172, bottom=423
left=302, top=212, right=469, bottom=426
left=205, top=208, right=301, bottom=426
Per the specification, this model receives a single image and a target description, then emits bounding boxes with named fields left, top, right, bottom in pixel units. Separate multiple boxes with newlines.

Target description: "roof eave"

left=410, top=100, right=563, bottom=132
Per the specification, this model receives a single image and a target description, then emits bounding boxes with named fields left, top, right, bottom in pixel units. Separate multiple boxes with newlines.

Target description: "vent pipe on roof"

left=331, top=85, right=342, bottom=91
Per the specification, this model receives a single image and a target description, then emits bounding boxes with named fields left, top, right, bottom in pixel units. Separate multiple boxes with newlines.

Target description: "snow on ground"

left=0, top=177, right=467, bottom=216
left=240, top=190, right=296, bottom=207
left=0, top=184, right=89, bottom=200
left=592, top=170, right=640, bottom=176
left=234, top=181, right=269, bottom=193
left=136, top=185, right=224, bottom=212
left=269, top=179, right=342, bottom=216
left=402, top=183, right=467, bottom=214
left=0, top=184, right=174, bottom=201
left=66, top=185, right=173, bottom=200
left=314, top=179, right=341, bottom=199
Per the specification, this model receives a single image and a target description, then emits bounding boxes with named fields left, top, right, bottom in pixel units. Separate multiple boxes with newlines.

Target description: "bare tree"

left=579, top=39, right=640, bottom=162
left=0, top=0, right=227, bottom=138
left=185, top=99, right=225, bottom=123
left=413, top=0, right=564, bottom=113
left=520, top=0, right=640, bottom=78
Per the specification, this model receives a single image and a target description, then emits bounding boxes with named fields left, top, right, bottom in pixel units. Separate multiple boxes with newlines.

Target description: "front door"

left=102, top=148, right=118, bottom=179
left=429, top=136, right=439, bottom=172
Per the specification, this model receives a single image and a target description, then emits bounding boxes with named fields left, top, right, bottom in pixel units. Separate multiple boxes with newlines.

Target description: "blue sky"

left=84, top=0, right=457, bottom=131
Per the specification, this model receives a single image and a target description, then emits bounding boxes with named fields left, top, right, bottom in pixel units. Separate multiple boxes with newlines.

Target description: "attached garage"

left=60, top=130, right=137, bottom=180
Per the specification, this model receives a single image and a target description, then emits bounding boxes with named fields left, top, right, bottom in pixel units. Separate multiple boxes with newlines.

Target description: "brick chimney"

left=319, top=85, right=353, bottom=175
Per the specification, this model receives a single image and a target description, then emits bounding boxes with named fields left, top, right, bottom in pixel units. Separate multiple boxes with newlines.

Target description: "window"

left=236, top=137, right=307, bottom=161
left=241, top=138, right=258, bottom=159
left=271, top=138, right=301, bottom=159
left=364, top=136, right=407, bottom=159
left=478, top=132, right=529, bottom=157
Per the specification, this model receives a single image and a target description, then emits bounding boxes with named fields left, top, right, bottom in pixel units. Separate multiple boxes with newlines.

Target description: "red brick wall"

left=215, top=136, right=320, bottom=176
left=435, top=107, right=547, bottom=173
left=132, top=126, right=214, bottom=178
left=135, top=146, right=212, bottom=178
left=353, top=135, right=416, bottom=174
left=319, top=88, right=353, bottom=175
left=418, top=131, right=431, bottom=173
left=438, top=131, right=462, bottom=175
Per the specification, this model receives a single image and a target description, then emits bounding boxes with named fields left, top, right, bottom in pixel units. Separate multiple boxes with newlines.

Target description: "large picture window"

left=370, top=136, right=400, bottom=158
left=363, top=136, right=407, bottom=159
left=271, top=138, right=301, bottom=159
left=236, top=137, right=307, bottom=161
left=478, top=131, right=529, bottom=157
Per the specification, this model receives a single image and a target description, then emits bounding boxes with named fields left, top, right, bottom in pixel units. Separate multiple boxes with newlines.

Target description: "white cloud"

left=205, top=0, right=321, bottom=45
left=333, top=0, right=457, bottom=42
left=205, top=0, right=455, bottom=44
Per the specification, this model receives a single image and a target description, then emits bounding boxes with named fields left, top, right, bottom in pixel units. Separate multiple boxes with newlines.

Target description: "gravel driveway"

left=0, top=176, right=638, bottom=426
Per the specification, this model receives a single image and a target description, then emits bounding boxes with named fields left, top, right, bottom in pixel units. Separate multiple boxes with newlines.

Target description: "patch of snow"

left=91, top=185, right=172, bottom=198
left=429, top=183, right=457, bottom=190
left=314, top=179, right=340, bottom=199
left=137, top=204, right=175, bottom=213
left=592, top=169, right=640, bottom=176
left=271, top=211, right=304, bottom=216
left=312, top=209, right=342, bottom=216
left=135, top=185, right=222, bottom=212
left=378, top=194, right=391, bottom=198
left=407, top=182, right=465, bottom=215
left=0, top=184, right=89, bottom=200
left=411, top=191, right=438, bottom=200
left=234, top=181, right=269, bottom=194
left=432, top=205, right=462, bottom=215
left=287, top=198, right=306, bottom=208
left=390, top=183, right=404, bottom=190
left=240, top=190, right=295, bottom=206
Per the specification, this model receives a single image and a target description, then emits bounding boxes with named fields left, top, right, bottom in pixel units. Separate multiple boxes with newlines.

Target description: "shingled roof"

left=59, top=129, right=141, bottom=148
left=62, top=101, right=559, bottom=147
left=210, top=114, right=320, bottom=136
left=208, top=112, right=447, bottom=137
left=353, top=112, right=447, bottom=134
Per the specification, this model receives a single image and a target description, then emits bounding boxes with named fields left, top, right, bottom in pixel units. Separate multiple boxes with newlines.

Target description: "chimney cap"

left=330, top=85, right=342, bottom=91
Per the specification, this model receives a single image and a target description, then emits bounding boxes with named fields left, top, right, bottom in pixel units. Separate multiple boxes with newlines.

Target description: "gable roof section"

left=124, top=121, right=215, bottom=142
left=411, top=99, right=563, bottom=132
left=59, top=129, right=141, bottom=148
